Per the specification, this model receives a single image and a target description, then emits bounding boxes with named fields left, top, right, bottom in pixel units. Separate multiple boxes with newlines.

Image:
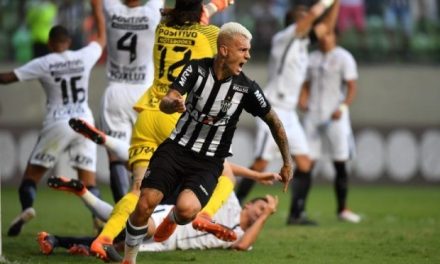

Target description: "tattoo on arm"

left=262, top=109, right=291, bottom=164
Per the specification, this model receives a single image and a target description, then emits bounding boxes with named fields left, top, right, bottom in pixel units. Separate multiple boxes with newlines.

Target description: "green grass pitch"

left=1, top=183, right=440, bottom=263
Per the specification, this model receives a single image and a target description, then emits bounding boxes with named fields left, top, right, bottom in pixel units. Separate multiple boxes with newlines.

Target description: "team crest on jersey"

left=198, top=67, right=206, bottom=77
left=220, top=99, right=232, bottom=112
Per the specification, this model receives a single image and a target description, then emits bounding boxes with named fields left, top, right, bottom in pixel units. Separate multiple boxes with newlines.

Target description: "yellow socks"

left=201, top=175, right=234, bottom=217
left=99, top=192, right=139, bottom=240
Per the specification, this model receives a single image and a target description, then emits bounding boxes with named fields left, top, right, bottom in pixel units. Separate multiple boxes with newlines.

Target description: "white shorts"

left=28, top=118, right=97, bottom=171
left=254, top=107, right=309, bottom=160
left=100, top=82, right=146, bottom=143
left=303, top=110, right=356, bottom=161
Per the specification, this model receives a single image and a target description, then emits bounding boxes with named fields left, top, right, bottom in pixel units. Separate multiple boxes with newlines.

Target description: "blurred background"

left=0, top=0, right=439, bottom=186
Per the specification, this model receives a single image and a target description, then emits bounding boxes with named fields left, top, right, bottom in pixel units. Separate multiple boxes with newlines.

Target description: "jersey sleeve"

left=13, top=58, right=45, bottom=81
left=171, top=60, right=199, bottom=95
left=79, top=42, right=103, bottom=70
left=145, top=0, right=164, bottom=12
left=244, top=81, right=272, bottom=117
left=342, top=51, right=358, bottom=81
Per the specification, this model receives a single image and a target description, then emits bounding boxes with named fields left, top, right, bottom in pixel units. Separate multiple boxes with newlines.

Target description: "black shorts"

left=141, top=139, right=224, bottom=207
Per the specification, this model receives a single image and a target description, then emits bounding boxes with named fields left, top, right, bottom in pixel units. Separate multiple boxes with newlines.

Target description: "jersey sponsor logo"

left=220, top=99, right=232, bottom=112
left=34, top=153, right=56, bottom=163
left=53, top=105, right=86, bottom=119
left=49, top=60, right=85, bottom=77
left=109, top=70, right=146, bottom=82
left=254, top=90, right=268, bottom=108
left=157, top=28, right=198, bottom=38
left=111, top=15, right=149, bottom=30
left=73, top=155, right=93, bottom=166
left=188, top=105, right=230, bottom=126
left=178, top=65, right=193, bottom=87
left=198, top=67, right=206, bottom=77
left=157, top=37, right=195, bottom=46
left=104, top=130, right=127, bottom=140
left=232, top=84, right=249, bottom=93
left=128, top=145, right=155, bottom=159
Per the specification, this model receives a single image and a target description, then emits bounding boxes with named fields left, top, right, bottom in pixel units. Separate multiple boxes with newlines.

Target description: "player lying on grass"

left=37, top=176, right=278, bottom=260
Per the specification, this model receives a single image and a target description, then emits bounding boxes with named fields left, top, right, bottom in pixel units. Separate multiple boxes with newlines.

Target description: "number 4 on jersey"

left=117, top=32, right=137, bottom=63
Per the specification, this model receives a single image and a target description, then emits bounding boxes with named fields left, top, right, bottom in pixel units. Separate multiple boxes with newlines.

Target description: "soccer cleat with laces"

left=47, top=176, right=86, bottom=196
left=192, top=212, right=237, bottom=242
left=339, top=209, right=361, bottom=223
left=90, top=236, right=122, bottom=262
left=37, top=231, right=57, bottom=255
left=7, top=207, right=36, bottom=237
left=69, top=118, right=106, bottom=145
left=153, top=215, right=177, bottom=242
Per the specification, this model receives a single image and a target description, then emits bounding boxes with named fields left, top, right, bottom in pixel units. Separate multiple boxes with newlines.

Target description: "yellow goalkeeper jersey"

left=134, top=23, right=219, bottom=112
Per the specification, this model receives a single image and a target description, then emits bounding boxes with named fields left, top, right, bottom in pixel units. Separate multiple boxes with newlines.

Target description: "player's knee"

left=175, top=200, right=201, bottom=224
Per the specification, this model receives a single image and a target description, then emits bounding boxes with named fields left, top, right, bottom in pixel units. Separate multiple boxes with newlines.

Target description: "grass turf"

left=1, top=184, right=439, bottom=263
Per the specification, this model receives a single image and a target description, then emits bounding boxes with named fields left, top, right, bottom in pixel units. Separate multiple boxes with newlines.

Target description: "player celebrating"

left=236, top=0, right=340, bottom=225
left=299, top=29, right=361, bottom=223
left=79, top=0, right=235, bottom=261
left=0, top=0, right=106, bottom=236
left=122, top=22, right=293, bottom=264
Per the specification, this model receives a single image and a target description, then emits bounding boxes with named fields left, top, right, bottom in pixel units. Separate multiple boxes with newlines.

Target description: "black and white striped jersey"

left=169, top=58, right=272, bottom=158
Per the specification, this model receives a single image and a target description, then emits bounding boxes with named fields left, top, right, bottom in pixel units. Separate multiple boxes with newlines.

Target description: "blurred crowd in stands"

left=1, top=0, right=439, bottom=63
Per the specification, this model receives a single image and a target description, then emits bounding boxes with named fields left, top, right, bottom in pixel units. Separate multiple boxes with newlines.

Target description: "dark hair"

left=163, top=0, right=203, bottom=27
left=48, top=25, right=71, bottom=43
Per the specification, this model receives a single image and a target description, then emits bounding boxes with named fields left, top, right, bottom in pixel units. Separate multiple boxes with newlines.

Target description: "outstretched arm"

left=231, top=195, right=278, bottom=251
left=229, top=162, right=281, bottom=185
left=90, top=0, right=106, bottom=48
left=261, top=109, right=293, bottom=192
left=201, top=0, right=234, bottom=25
left=314, top=0, right=340, bottom=39
left=295, top=0, right=337, bottom=38
left=0, top=72, right=18, bottom=85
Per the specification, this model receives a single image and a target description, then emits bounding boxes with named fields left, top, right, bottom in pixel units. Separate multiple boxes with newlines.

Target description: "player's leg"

left=100, top=85, right=133, bottom=203
left=288, top=114, right=318, bottom=225
left=192, top=161, right=237, bottom=241
left=154, top=151, right=223, bottom=242
left=47, top=176, right=113, bottom=221
left=287, top=154, right=317, bottom=225
left=69, top=117, right=130, bottom=161
left=7, top=164, right=45, bottom=236
left=8, top=122, right=67, bottom=236
left=328, top=112, right=360, bottom=223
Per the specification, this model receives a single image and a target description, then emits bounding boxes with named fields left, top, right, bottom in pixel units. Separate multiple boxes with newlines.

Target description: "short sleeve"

left=171, top=60, right=199, bottom=95
left=14, top=58, right=44, bottom=81
left=244, top=81, right=272, bottom=117
left=342, top=52, right=358, bottom=81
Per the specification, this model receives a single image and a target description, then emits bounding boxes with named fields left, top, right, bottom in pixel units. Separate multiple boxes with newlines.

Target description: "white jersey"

left=14, top=42, right=103, bottom=124
left=264, top=24, right=310, bottom=110
left=139, top=194, right=244, bottom=252
left=103, top=0, right=163, bottom=85
left=306, top=46, right=358, bottom=122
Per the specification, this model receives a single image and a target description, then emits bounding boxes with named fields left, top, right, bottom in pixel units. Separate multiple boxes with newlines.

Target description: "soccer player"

left=38, top=191, right=277, bottom=259
left=78, top=0, right=165, bottom=204
left=122, top=22, right=293, bottom=264
left=0, top=0, right=106, bottom=237
left=82, top=0, right=236, bottom=261
left=235, top=0, right=340, bottom=225
left=299, top=29, right=361, bottom=223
